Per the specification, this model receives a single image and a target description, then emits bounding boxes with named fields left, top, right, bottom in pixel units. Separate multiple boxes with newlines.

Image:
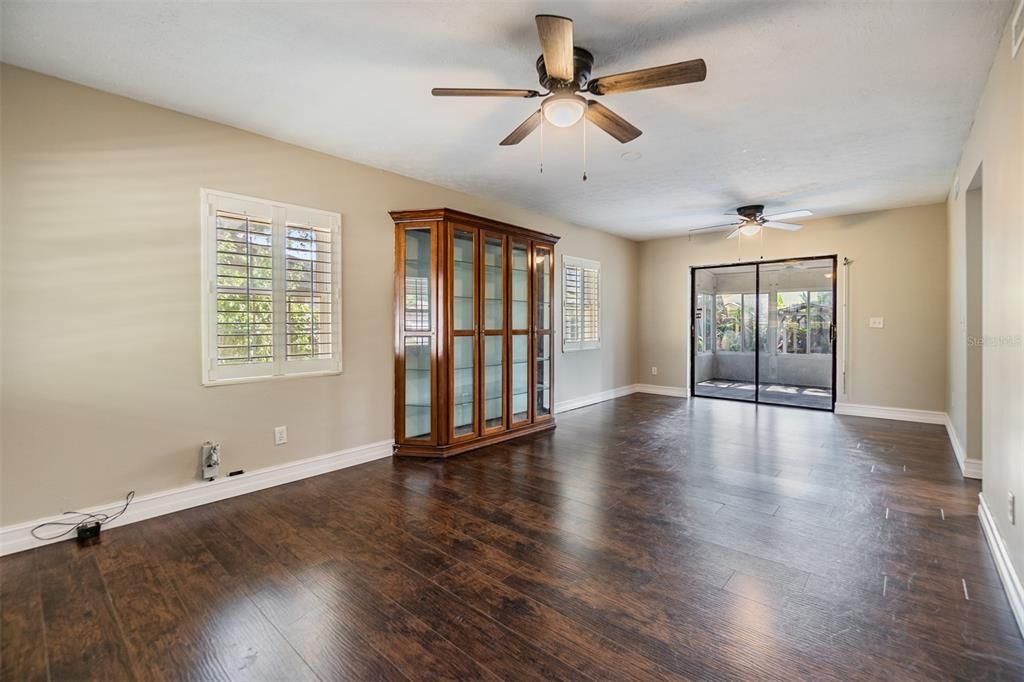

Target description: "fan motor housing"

left=737, top=205, right=765, bottom=221
left=536, top=47, right=594, bottom=91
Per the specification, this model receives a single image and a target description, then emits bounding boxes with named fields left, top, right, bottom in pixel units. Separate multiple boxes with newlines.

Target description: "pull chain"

left=539, top=116, right=544, bottom=174
left=582, top=117, right=588, bottom=182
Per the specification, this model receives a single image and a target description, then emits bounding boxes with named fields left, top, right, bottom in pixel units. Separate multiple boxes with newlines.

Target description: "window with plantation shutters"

left=562, top=256, right=601, bottom=352
left=202, top=189, right=341, bottom=385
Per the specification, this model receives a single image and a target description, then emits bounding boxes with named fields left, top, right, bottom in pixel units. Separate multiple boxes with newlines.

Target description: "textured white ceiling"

left=1, top=1, right=1012, bottom=239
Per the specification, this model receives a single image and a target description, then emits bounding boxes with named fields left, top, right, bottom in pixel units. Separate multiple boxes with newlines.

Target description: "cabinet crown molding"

left=389, top=208, right=561, bottom=244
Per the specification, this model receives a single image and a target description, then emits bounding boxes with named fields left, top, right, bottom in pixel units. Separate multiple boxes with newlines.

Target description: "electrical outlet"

left=651, top=366, right=658, bottom=376
left=1010, top=491, right=1016, bottom=525
left=274, top=426, right=288, bottom=445
left=869, top=317, right=885, bottom=329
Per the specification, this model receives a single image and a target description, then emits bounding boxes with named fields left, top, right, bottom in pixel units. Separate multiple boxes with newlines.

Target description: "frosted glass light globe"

left=740, top=222, right=762, bottom=237
left=542, top=93, right=586, bottom=128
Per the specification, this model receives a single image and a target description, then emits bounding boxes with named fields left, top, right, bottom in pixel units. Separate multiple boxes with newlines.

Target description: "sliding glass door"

left=691, top=256, right=837, bottom=411
left=692, top=265, right=758, bottom=402
left=756, top=259, right=836, bottom=409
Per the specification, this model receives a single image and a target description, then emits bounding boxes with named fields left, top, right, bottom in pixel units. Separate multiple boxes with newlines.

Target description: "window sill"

left=562, top=345, right=601, bottom=353
left=202, top=368, right=343, bottom=387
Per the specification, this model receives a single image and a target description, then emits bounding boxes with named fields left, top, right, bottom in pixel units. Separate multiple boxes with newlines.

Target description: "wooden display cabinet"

left=391, top=208, right=559, bottom=457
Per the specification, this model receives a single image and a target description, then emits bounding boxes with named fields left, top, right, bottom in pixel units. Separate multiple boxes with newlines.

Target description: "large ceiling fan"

left=692, top=205, right=813, bottom=239
left=432, top=15, right=707, bottom=146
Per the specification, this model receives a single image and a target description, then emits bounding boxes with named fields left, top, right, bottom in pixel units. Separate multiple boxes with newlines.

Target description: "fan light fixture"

left=689, top=206, right=813, bottom=240
left=542, top=93, right=586, bottom=128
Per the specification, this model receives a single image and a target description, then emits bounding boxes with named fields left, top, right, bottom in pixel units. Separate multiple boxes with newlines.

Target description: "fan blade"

left=764, top=221, right=803, bottom=230
left=536, top=15, right=575, bottom=82
left=689, top=221, right=742, bottom=233
left=726, top=227, right=742, bottom=240
left=586, top=101, right=642, bottom=143
left=499, top=110, right=543, bottom=146
left=432, top=88, right=540, bottom=98
left=764, top=209, right=812, bottom=221
left=587, top=58, right=707, bottom=95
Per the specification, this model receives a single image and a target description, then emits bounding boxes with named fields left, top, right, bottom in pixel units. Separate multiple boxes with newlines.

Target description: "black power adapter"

left=76, top=520, right=102, bottom=546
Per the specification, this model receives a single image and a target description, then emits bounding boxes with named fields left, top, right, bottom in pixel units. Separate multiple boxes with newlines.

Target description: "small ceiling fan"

left=691, top=205, right=813, bottom=239
left=432, top=15, right=707, bottom=146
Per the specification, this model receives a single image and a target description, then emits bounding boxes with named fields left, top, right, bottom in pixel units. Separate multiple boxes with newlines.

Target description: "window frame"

left=695, top=292, right=714, bottom=355
left=561, top=255, right=601, bottom=352
left=200, top=188, right=342, bottom=386
left=714, top=293, right=744, bottom=353
left=775, top=288, right=833, bottom=356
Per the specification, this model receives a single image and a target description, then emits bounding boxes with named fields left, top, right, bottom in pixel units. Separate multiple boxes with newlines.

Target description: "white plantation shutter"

left=202, top=190, right=341, bottom=385
left=284, top=208, right=336, bottom=364
left=213, top=208, right=274, bottom=369
left=563, top=263, right=582, bottom=344
left=562, top=256, right=601, bottom=351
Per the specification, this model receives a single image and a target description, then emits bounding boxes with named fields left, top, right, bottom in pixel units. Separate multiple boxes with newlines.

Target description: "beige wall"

left=0, top=65, right=639, bottom=525
left=637, top=203, right=949, bottom=411
left=947, top=12, right=1023, bottom=575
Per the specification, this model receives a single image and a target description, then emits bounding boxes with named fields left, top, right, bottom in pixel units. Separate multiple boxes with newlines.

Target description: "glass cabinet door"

left=510, top=239, right=531, bottom=426
left=451, top=226, right=477, bottom=439
left=481, top=233, right=505, bottom=433
left=534, top=243, right=553, bottom=420
left=400, top=226, right=434, bottom=442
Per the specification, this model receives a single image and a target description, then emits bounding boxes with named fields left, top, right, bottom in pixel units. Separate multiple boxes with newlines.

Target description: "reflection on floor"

left=695, top=379, right=833, bottom=409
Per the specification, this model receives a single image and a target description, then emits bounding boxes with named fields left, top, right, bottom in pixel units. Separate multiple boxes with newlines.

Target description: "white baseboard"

left=633, top=383, right=689, bottom=398
left=554, top=384, right=639, bottom=413
left=945, top=415, right=983, bottom=479
left=834, top=402, right=947, bottom=424
left=979, top=493, right=1024, bottom=638
left=554, top=383, right=689, bottom=414
left=0, top=439, right=393, bottom=557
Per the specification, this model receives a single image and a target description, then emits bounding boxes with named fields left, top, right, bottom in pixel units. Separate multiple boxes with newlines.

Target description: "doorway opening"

left=690, top=256, right=838, bottom=411
left=965, top=165, right=983, bottom=461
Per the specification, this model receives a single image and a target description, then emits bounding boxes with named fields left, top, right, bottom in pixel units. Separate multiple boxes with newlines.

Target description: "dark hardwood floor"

left=3, top=394, right=1022, bottom=680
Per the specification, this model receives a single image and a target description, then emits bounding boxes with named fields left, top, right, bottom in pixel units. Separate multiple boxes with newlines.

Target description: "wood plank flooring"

left=3, top=394, right=1022, bottom=680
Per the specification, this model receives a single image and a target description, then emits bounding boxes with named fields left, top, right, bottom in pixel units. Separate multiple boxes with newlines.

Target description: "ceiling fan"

left=691, top=205, right=813, bottom=239
left=432, top=14, right=707, bottom=146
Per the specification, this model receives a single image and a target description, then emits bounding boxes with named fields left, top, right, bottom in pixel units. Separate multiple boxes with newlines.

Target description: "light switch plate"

left=869, top=317, right=885, bottom=329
